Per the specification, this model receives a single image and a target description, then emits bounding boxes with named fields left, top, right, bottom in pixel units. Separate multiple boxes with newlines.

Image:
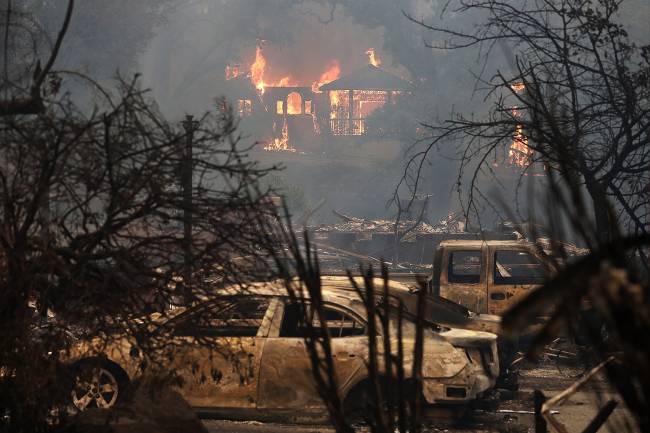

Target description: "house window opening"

left=287, top=92, right=302, bottom=115
left=237, top=99, right=252, bottom=117
left=494, top=250, right=546, bottom=285
left=448, top=251, right=481, bottom=284
left=329, top=90, right=350, bottom=135
left=280, top=303, right=365, bottom=338
left=173, top=298, right=270, bottom=337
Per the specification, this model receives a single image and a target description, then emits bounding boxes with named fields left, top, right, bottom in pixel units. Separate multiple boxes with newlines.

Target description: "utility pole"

left=37, top=175, right=51, bottom=319
left=181, top=114, right=199, bottom=305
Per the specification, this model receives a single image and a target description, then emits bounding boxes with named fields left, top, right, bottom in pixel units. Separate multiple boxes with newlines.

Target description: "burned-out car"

left=65, top=280, right=498, bottom=420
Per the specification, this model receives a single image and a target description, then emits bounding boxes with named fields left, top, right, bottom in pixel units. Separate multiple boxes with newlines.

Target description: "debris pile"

left=309, top=210, right=515, bottom=273
left=316, top=211, right=451, bottom=236
left=316, top=210, right=466, bottom=236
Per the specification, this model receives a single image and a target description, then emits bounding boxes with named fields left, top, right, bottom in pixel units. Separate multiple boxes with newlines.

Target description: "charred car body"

left=65, top=279, right=498, bottom=420
left=430, top=240, right=552, bottom=316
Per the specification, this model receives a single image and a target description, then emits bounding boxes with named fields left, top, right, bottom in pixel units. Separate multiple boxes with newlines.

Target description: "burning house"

left=319, top=61, right=411, bottom=136
left=224, top=72, right=260, bottom=118
left=221, top=46, right=411, bottom=153
left=263, top=86, right=321, bottom=152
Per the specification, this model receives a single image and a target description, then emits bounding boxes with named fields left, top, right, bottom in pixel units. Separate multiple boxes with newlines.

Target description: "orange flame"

left=287, top=92, right=302, bottom=115
left=508, top=82, right=533, bottom=168
left=509, top=126, right=532, bottom=168
left=264, top=118, right=295, bottom=152
left=511, top=82, right=525, bottom=92
left=250, top=45, right=297, bottom=93
left=329, top=90, right=340, bottom=119
left=312, top=60, right=341, bottom=93
left=366, top=48, right=381, bottom=67
left=276, top=77, right=293, bottom=87
left=251, top=46, right=267, bottom=93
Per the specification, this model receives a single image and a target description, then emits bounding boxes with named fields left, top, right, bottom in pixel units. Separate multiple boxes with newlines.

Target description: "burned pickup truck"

left=430, top=240, right=551, bottom=316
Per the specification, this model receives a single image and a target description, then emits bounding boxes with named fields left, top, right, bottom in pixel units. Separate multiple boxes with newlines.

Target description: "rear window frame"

left=277, top=299, right=368, bottom=339
left=447, top=250, right=483, bottom=284
left=493, top=249, right=546, bottom=285
left=164, top=296, right=273, bottom=338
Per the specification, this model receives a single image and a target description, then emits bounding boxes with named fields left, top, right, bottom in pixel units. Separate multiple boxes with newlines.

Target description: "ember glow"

left=329, top=90, right=347, bottom=120
left=330, top=90, right=354, bottom=135
left=509, top=125, right=531, bottom=167
left=508, top=82, right=533, bottom=168
left=354, top=90, right=387, bottom=116
left=264, top=117, right=295, bottom=152
left=312, top=61, right=341, bottom=93
left=250, top=46, right=266, bottom=93
left=366, top=48, right=381, bottom=67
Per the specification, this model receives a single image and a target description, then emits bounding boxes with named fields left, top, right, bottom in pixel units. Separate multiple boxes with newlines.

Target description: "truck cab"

left=430, top=240, right=549, bottom=315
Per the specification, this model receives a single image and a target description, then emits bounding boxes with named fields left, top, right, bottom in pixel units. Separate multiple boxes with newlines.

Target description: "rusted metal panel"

left=438, top=243, right=489, bottom=313
left=170, top=337, right=265, bottom=409
left=486, top=244, right=544, bottom=315
left=437, top=240, right=551, bottom=316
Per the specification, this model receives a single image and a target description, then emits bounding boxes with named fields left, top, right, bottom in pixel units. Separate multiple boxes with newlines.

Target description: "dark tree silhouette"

left=400, top=0, right=649, bottom=247
left=396, top=1, right=650, bottom=431
left=0, top=2, right=280, bottom=429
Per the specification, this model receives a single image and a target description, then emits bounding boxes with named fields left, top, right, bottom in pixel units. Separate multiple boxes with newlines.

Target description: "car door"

left=487, top=247, right=546, bottom=314
left=256, top=301, right=367, bottom=410
left=167, top=296, right=279, bottom=409
left=439, top=246, right=489, bottom=313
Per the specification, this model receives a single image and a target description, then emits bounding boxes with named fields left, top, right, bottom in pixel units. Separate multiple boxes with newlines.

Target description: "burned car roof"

left=194, top=277, right=484, bottom=332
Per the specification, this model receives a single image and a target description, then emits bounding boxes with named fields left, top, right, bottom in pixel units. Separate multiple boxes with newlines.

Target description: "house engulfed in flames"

left=221, top=47, right=411, bottom=152
left=320, top=63, right=411, bottom=136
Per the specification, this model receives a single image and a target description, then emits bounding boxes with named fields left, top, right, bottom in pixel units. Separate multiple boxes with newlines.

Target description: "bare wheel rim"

left=71, top=367, right=119, bottom=410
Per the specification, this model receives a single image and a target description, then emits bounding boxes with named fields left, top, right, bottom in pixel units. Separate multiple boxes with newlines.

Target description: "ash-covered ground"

left=203, top=360, right=630, bottom=433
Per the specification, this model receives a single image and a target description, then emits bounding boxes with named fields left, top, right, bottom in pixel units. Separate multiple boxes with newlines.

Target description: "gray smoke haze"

left=130, top=0, right=484, bottom=223
left=138, top=2, right=418, bottom=117
left=21, top=0, right=649, bottom=225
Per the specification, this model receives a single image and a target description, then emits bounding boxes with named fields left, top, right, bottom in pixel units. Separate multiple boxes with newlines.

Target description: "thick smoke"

left=132, top=1, right=471, bottom=223
left=28, top=0, right=648, bottom=224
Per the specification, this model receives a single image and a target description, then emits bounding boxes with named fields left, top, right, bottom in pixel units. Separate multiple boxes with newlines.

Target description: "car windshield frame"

left=275, top=297, right=369, bottom=339
left=157, top=294, right=276, bottom=336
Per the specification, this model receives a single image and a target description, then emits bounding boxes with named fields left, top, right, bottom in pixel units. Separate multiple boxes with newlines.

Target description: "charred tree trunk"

left=586, top=178, right=613, bottom=244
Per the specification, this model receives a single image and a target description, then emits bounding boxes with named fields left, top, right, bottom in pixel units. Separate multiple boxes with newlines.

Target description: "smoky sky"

left=24, top=0, right=648, bottom=224
left=139, top=1, right=426, bottom=117
left=131, top=0, right=504, bottom=224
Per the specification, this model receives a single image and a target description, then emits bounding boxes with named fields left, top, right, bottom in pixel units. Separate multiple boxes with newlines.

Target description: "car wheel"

left=70, top=361, right=127, bottom=410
